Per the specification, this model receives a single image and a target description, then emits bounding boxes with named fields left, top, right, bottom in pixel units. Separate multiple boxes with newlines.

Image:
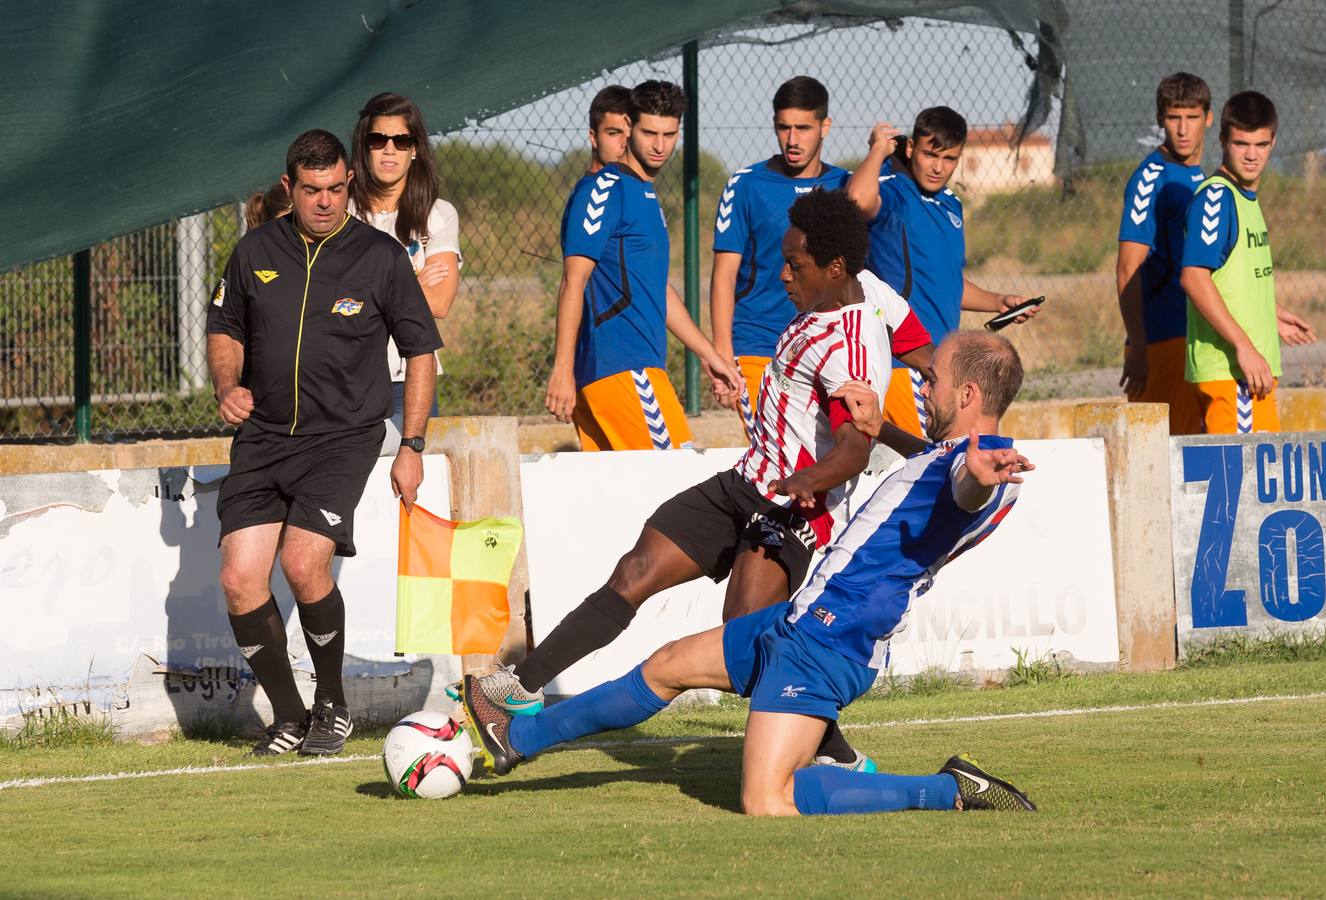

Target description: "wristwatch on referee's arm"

left=400, top=436, right=426, bottom=453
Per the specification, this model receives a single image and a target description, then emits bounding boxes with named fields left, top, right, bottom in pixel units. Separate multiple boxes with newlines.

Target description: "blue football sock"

left=508, top=664, right=669, bottom=758
left=793, top=766, right=959, bottom=815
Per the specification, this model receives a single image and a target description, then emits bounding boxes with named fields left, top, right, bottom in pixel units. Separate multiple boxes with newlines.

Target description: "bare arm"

left=845, top=123, right=898, bottom=219
left=709, top=251, right=741, bottom=360
left=769, top=421, right=873, bottom=508
left=417, top=251, right=461, bottom=319
left=391, top=352, right=437, bottom=513
left=545, top=256, right=595, bottom=422
left=1180, top=265, right=1273, bottom=398
left=952, top=428, right=1033, bottom=512
left=206, top=332, right=253, bottom=425
left=1116, top=241, right=1150, bottom=395
left=961, top=279, right=1040, bottom=321
left=666, top=285, right=742, bottom=402
left=896, top=343, right=935, bottom=382
left=830, top=380, right=928, bottom=455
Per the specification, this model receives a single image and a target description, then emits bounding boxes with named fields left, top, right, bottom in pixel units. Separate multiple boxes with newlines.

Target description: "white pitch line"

left=0, top=753, right=377, bottom=791
left=3, top=691, right=1324, bottom=791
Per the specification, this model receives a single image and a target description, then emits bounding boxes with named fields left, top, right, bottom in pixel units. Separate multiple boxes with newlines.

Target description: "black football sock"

left=815, top=721, right=857, bottom=765
left=229, top=596, right=306, bottom=723
left=513, top=586, right=637, bottom=692
left=296, top=585, right=347, bottom=707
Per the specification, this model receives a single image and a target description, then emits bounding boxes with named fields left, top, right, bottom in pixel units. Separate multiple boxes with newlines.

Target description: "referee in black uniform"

left=206, top=129, right=441, bottom=756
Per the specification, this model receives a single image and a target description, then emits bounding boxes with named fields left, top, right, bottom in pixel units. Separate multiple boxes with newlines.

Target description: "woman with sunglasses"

left=349, top=92, right=460, bottom=441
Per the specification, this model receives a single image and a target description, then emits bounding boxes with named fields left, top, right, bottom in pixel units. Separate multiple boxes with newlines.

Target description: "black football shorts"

left=646, top=468, right=816, bottom=588
left=217, top=422, right=385, bottom=556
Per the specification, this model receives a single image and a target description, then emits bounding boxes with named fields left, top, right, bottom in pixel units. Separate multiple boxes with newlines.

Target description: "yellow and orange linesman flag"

left=396, top=502, right=523, bottom=655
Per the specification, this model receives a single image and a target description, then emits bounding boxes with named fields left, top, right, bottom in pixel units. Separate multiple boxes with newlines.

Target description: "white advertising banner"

left=0, top=455, right=451, bottom=700
left=522, top=439, right=1119, bottom=696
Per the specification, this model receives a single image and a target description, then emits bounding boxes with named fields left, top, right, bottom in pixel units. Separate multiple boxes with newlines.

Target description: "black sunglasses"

left=366, top=131, right=417, bottom=151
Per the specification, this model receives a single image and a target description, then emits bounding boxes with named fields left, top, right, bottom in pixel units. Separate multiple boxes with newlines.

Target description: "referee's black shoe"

left=299, top=698, right=353, bottom=755
left=250, top=720, right=308, bottom=757
left=939, top=753, right=1037, bottom=811
left=462, top=674, right=525, bottom=776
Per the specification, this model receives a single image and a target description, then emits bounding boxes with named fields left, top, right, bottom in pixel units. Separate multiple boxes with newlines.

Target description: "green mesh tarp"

left=1, top=0, right=1069, bottom=271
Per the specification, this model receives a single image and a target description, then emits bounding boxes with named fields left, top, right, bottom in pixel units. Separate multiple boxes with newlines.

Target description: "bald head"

left=944, top=332, right=1024, bottom=417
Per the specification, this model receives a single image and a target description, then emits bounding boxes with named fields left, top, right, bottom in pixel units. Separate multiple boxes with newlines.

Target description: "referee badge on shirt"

left=211, top=278, right=225, bottom=307
left=331, top=298, right=364, bottom=317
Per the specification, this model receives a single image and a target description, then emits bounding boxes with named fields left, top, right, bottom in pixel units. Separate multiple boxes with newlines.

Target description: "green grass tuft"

left=0, top=712, right=115, bottom=751
left=1006, top=647, right=1074, bottom=688
left=1181, top=629, right=1326, bottom=668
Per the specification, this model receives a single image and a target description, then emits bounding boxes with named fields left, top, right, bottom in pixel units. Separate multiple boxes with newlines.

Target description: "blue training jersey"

left=864, top=162, right=966, bottom=368
left=788, top=436, right=1020, bottom=668
left=1180, top=176, right=1250, bottom=272
left=713, top=159, right=851, bottom=358
left=1117, top=149, right=1205, bottom=344
left=560, top=162, right=670, bottom=388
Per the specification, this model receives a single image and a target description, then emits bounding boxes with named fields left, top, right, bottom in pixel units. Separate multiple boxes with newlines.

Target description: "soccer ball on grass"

left=382, top=710, right=474, bottom=799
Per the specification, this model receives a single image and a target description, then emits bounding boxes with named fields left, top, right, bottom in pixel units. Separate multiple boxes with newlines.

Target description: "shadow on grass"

left=353, top=737, right=745, bottom=812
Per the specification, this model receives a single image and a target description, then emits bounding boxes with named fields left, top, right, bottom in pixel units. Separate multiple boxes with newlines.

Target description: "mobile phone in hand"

left=984, top=296, right=1045, bottom=332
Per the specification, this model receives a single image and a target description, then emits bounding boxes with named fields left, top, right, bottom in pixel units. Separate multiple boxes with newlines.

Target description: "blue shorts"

left=721, top=602, right=877, bottom=720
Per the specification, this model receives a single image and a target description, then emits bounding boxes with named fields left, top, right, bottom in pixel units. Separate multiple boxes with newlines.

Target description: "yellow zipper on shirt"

left=290, top=214, right=351, bottom=435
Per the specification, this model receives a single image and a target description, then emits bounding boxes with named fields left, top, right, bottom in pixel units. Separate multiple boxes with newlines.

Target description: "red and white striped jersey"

left=736, top=272, right=928, bottom=547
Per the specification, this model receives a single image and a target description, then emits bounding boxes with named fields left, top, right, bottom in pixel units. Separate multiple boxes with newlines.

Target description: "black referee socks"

left=229, top=597, right=307, bottom=724
left=297, top=585, right=347, bottom=708
left=514, top=585, right=637, bottom=693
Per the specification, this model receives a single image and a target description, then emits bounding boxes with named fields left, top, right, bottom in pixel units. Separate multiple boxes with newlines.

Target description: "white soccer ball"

left=382, top=710, right=474, bottom=799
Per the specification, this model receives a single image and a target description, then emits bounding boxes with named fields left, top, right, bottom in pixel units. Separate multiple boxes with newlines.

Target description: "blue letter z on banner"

left=1183, top=444, right=1246, bottom=628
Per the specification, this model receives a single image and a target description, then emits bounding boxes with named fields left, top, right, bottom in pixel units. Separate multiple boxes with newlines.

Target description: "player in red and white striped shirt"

left=744, top=267, right=929, bottom=547
left=474, top=189, right=930, bottom=768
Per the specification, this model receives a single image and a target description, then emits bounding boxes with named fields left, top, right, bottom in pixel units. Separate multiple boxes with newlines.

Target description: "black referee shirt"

left=206, top=214, right=442, bottom=435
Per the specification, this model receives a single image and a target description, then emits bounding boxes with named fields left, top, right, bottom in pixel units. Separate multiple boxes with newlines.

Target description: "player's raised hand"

left=545, top=368, right=577, bottom=424
left=1276, top=306, right=1317, bottom=346
left=963, top=428, right=1033, bottom=487
left=830, top=380, right=883, bottom=439
left=1235, top=343, right=1275, bottom=399
left=217, top=385, right=254, bottom=425
left=417, top=254, right=452, bottom=287
left=769, top=470, right=818, bottom=509
left=867, top=122, right=901, bottom=150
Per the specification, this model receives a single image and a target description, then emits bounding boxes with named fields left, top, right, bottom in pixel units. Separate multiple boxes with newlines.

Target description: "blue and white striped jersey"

left=787, top=435, right=1020, bottom=667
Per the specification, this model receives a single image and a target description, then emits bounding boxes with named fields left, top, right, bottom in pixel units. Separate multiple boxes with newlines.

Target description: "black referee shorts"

left=646, top=468, right=817, bottom=588
left=217, top=422, right=385, bottom=557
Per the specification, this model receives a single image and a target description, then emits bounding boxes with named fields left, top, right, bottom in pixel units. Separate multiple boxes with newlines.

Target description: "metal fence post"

left=682, top=39, right=701, bottom=415
left=175, top=213, right=210, bottom=391
left=73, top=249, right=92, bottom=442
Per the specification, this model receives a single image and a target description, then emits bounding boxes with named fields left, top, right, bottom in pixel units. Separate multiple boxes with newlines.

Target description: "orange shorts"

left=882, top=366, right=927, bottom=439
left=573, top=367, right=693, bottom=451
left=733, top=355, right=771, bottom=442
left=1126, top=337, right=1203, bottom=436
left=1193, top=378, right=1280, bottom=435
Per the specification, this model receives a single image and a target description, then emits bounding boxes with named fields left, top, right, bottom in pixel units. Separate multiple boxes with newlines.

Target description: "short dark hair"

left=772, top=76, right=829, bottom=119
left=947, top=332, right=1024, bottom=417
left=286, top=129, right=348, bottom=184
left=630, top=80, right=686, bottom=123
left=912, top=106, right=968, bottom=150
left=786, top=188, right=869, bottom=276
left=1221, top=90, right=1278, bottom=141
left=590, top=85, right=632, bottom=129
left=1155, top=72, right=1211, bottom=119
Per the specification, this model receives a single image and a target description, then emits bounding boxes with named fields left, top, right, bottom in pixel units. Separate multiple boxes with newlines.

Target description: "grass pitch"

left=3, top=661, right=1324, bottom=898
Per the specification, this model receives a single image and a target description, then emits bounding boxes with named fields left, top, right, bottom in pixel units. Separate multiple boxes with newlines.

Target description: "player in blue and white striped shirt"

left=464, top=330, right=1037, bottom=817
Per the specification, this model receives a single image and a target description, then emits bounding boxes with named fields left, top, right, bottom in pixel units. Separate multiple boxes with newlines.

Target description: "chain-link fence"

left=5, top=14, right=1325, bottom=441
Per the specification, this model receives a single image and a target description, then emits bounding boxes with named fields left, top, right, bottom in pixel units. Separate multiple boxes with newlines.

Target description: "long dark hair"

left=349, top=92, right=439, bottom=246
